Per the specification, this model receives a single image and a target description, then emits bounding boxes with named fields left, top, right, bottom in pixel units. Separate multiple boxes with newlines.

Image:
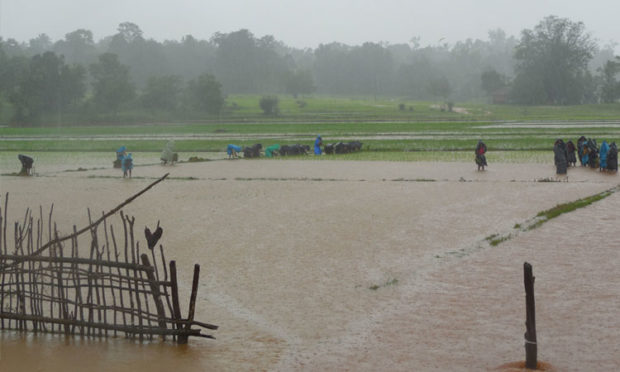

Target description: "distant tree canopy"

left=0, top=15, right=618, bottom=125
left=89, top=53, right=135, bottom=113
left=185, top=74, right=225, bottom=115
left=285, top=70, right=316, bottom=98
left=141, top=75, right=182, bottom=111
left=512, top=16, right=597, bottom=105
left=599, top=57, right=620, bottom=103
left=480, top=69, right=507, bottom=96
left=8, top=51, right=85, bottom=124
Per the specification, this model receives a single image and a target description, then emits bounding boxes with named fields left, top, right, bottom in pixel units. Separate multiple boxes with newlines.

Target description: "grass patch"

left=485, top=233, right=498, bottom=242
left=489, top=234, right=512, bottom=246
left=186, top=156, right=210, bottom=163
left=528, top=188, right=616, bottom=230
left=369, top=278, right=399, bottom=290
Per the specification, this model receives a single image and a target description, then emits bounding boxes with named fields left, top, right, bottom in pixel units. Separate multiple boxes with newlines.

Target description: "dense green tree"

left=141, top=75, right=182, bottom=111
left=184, top=74, right=225, bottom=114
left=259, top=95, right=279, bottom=115
left=2, top=21, right=614, bottom=110
left=212, top=29, right=289, bottom=93
left=285, top=70, right=315, bottom=98
left=599, top=57, right=620, bottom=103
left=313, top=43, right=352, bottom=94
left=481, top=69, right=507, bottom=96
left=53, top=29, right=97, bottom=65
left=27, top=34, right=53, bottom=56
left=0, top=38, right=27, bottom=57
left=7, top=52, right=85, bottom=124
left=427, top=76, right=452, bottom=101
left=107, top=23, right=170, bottom=88
left=350, top=42, right=394, bottom=98
left=512, top=16, right=597, bottom=104
left=89, top=53, right=135, bottom=113
left=162, top=35, right=217, bottom=82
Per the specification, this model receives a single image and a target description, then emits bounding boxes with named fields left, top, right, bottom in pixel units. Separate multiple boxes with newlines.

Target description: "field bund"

left=1, top=159, right=619, bottom=371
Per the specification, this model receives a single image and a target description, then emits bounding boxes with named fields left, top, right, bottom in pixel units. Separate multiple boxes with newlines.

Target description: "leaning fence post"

left=140, top=254, right=167, bottom=338
left=524, top=262, right=537, bottom=369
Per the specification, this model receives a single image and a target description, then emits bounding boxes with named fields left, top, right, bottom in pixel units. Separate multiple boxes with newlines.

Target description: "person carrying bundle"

left=475, top=140, right=487, bottom=171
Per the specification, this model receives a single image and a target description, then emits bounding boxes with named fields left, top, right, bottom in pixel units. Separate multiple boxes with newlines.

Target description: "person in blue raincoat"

left=314, top=135, right=323, bottom=155
left=227, top=144, right=242, bottom=159
left=122, top=153, right=133, bottom=178
left=599, top=140, right=609, bottom=171
left=114, top=146, right=127, bottom=168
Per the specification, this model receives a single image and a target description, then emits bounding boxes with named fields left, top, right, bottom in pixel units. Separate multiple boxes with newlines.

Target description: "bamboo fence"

left=0, top=174, right=217, bottom=344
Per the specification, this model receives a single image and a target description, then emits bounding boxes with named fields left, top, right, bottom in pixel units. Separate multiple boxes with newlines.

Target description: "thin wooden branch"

left=0, top=173, right=169, bottom=268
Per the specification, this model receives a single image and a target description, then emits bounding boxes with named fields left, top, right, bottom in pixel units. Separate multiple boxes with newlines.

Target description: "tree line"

left=0, top=16, right=619, bottom=126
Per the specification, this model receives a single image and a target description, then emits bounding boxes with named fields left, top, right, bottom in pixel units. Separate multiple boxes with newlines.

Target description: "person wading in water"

left=475, top=140, right=488, bottom=171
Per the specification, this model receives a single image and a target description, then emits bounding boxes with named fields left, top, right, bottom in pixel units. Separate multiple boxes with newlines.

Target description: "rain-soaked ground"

left=1, top=158, right=619, bottom=371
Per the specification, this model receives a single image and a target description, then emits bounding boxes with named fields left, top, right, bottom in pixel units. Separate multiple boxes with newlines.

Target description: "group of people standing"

left=554, top=136, right=618, bottom=175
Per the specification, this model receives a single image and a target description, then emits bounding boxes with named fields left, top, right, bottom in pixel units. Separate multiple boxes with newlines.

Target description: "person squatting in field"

left=314, top=135, right=323, bottom=155
left=227, top=144, right=242, bottom=159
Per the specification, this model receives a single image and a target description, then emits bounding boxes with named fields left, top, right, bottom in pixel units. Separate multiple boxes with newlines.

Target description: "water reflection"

left=0, top=331, right=208, bottom=372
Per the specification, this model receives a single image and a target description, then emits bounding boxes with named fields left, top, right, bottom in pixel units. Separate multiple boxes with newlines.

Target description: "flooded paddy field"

left=1, top=159, right=619, bottom=371
left=0, top=150, right=556, bottom=177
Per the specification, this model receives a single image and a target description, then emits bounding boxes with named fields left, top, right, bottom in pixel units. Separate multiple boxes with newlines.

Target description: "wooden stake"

left=524, top=262, right=537, bottom=369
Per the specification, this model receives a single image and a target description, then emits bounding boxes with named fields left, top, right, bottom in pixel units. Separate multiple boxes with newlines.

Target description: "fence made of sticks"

left=0, top=174, right=217, bottom=344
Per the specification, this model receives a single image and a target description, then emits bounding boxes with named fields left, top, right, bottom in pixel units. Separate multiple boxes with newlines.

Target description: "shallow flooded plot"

left=1, top=160, right=618, bottom=371
left=0, top=151, right=226, bottom=175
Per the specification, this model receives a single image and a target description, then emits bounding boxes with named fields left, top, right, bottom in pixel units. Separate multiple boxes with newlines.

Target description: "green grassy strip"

left=4, top=95, right=620, bottom=126
left=529, top=188, right=617, bottom=230
left=4, top=136, right=620, bottom=153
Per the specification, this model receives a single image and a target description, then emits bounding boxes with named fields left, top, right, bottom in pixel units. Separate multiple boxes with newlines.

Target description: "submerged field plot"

left=1, top=159, right=618, bottom=371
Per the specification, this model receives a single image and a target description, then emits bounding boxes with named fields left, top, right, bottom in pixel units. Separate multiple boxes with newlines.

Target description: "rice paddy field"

left=2, top=97, right=620, bottom=155
left=1, top=98, right=620, bottom=371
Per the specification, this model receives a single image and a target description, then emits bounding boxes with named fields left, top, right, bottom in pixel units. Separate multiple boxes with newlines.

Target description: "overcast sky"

left=1, top=0, right=618, bottom=51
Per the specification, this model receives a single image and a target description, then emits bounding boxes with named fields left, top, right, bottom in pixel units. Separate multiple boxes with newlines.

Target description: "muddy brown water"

left=1, top=160, right=619, bottom=371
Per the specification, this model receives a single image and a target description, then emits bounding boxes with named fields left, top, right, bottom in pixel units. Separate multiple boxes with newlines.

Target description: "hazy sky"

left=1, top=0, right=618, bottom=50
